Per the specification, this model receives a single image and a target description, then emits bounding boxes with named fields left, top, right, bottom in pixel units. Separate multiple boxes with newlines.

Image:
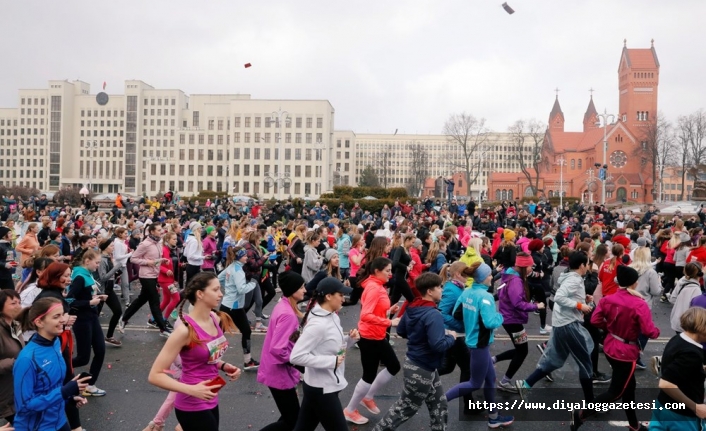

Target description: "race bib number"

left=511, top=330, right=528, bottom=345
left=206, top=335, right=229, bottom=364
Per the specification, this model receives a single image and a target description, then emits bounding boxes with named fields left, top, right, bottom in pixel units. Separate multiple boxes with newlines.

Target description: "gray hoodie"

left=635, top=267, right=661, bottom=309
left=301, top=244, right=323, bottom=283
left=290, top=303, right=356, bottom=394
left=669, top=277, right=702, bottom=332
left=553, top=271, right=587, bottom=328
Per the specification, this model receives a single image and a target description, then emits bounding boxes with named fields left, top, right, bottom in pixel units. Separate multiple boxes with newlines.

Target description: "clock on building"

left=609, top=150, right=627, bottom=168
left=96, top=92, right=109, bottom=106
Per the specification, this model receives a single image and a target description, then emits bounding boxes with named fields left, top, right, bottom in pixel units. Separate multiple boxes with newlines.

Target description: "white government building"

left=0, top=79, right=524, bottom=199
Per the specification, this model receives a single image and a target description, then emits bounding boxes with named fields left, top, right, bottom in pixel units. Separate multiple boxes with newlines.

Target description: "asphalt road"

left=48, top=287, right=678, bottom=431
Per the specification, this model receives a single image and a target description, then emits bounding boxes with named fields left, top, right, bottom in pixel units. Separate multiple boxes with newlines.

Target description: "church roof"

left=615, top=173, right=645, bottom=186
left=550, top=96, right=563, bottom=118
left=583, top=96, right=597, bottom=123
left=549, top=127, right=606, bottom=152
left=620, top=44, right=660, bottom=70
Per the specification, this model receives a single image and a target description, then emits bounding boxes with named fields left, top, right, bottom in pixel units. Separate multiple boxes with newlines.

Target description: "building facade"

left=0, top=80, right=337, bottom=198
left=488, top=41, right=660, bottom=204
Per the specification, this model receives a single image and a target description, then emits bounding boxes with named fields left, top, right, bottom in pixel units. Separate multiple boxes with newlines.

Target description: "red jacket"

left=598, top=258, right=623, bottom=297
left=687, top=246, right=706, bottom=266
left=158, top=245, right=175, bottom=286
left=359, top=276, right=392, bottom=340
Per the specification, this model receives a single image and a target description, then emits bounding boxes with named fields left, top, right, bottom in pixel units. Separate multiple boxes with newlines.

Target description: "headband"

left=515, top=255, right=535, bottom=268
left=33, top=303, right=63, bottom=325
left=236, top=249, right=247, bottom=260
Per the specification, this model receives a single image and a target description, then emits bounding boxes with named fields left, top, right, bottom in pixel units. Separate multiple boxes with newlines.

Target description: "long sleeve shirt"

left=131, top=236, right=163, bottom=279
left=183, top=235, right=204, bottom=266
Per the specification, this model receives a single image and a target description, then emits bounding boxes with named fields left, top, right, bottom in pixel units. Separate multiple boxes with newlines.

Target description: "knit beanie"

left=278, top=271, right=305, bottom=297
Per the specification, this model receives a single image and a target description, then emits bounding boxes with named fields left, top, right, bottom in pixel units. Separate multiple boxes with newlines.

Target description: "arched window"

left=524, top=186, right=534, bottom=197
left=578, top=159, right=582, bottom=169
left=548, top=190, right=554, bottom=198
left=571, top=159, right=575, bottom=169
left=495, top=189, right=501, bottom=200
left=501, top=189, right=507, bottom=200
left=508, top=189, right=514, bottom=200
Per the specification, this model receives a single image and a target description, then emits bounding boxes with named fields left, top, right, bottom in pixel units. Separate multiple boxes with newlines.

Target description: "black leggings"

left=494, top=323, right=529, bottom=379
left=260, top=276, right=276, bottom=310
left=122, top=277, right=167, bottom=331
left=662, top=262, right=677, bottom=295
left=175, top=406, right=219, bottom=431
left=293, top=383, right=347, bottom=431
left=390, top=276, right=415, bottom=305
left=531, top=285, right=547, bottom=328
left=439, top=336, right=472, bottom=403
left=98, top=285, right=123, bottom=338
left=185, top=264, right=201, bottom=286
left=582, top=314, right=602, bottom=374
left=357, top=337, right=401, bottom=383
left=219, top=304, right=251, bottom=354
left=72, top=314, right=105, bottom=386
left=580, top=356, right=638, bottom=428
left=259, top=387, right=300, bottom=431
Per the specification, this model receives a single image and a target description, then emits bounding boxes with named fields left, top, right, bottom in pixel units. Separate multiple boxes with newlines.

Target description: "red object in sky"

left=244, top=63, right=252, bottom=68
left=102, top=81, right=106, bottom=90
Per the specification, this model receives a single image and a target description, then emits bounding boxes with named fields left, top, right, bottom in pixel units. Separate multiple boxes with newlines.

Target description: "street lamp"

left=82, top=140, right=99, bottom=194
left=556, top=157, right=566, bottom=209
left=271, top=109, right=291, bottom=201
left=596, top=109, right=615, bottom=204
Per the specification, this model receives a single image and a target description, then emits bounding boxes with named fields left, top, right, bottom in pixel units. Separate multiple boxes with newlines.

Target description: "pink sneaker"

left=360, top=397, right=381, bottom=414
left=343, top=408, right=369, bottom=424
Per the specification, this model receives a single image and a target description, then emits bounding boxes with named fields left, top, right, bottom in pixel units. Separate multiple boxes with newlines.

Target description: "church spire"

left=549, top=90, right=564, bottom=131
left=583, top=93, right=598, bottom=131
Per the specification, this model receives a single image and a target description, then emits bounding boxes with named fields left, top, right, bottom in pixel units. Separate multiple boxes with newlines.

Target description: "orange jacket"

left=358, top=276, right=391, bottom=340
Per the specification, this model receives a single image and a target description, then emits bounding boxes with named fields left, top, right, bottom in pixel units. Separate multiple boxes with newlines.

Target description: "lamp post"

left=556, top=157, right=566, bottom=209
left=82, top=140, right=98, bottom=195
left=271, top=109, right=290, bottom=201
left=596, top=109, right=615, bottom=204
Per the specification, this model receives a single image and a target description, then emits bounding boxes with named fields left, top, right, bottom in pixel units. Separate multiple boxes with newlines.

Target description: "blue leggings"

left=445, top=346, right=495, bottom=408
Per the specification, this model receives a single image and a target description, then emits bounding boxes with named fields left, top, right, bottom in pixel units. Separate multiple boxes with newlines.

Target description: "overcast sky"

left=1, top=1, right=703, bottom=134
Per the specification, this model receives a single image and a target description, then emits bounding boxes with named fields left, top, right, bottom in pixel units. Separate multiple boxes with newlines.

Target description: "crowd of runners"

left=1, top=191, right=706, bottom=430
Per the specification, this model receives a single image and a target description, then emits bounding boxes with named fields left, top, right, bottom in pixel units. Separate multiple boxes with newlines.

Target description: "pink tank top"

left=174, top=313, right=229, bottom=411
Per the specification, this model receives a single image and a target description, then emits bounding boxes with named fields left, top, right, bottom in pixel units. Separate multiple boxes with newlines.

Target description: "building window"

left=295, top=133, right=302, bottom=144
left=244, top=117, right=251, bottom=127
left=234, top=117, right=240, bottom=127
left=316, top=118, right=323, bottom=128
left=193, top=112, right=199, bottom=127
left=306, top=118, right=312, bottom=128
left=255, top=117, right=261, bottom=128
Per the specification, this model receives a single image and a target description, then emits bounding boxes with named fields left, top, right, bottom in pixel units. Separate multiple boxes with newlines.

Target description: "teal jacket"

left=453, top=282, right=503, bottom=348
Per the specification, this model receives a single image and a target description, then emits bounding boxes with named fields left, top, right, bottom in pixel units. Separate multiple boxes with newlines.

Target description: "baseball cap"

left=315, top=277, right=353, bottom=296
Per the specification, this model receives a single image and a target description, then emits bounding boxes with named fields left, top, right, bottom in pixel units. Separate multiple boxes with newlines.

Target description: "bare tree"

left=508, top=119, right=546, bottom=196
left=372, top=144, right=394, bottom=188
left=442, top=113, right=490, bottom=197
left=678, top=110, right=706, bottom=171
left=636, top=112, right=677, bottom=201
left=405, top=142, right=429, bottom=197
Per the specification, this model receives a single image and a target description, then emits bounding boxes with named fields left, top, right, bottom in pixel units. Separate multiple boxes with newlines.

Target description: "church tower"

left=583, top=95, right=598, bottom=132
left=618, top=39, right=660, bottom=132
left=548, top=95, right=564, bottom=131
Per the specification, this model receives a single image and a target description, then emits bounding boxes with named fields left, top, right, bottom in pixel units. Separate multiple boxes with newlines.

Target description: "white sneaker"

left=539, top=325, right=552, bottom=335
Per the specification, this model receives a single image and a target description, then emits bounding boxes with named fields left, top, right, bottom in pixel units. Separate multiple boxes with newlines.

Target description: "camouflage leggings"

left=372, top=358, right=448, bottom=431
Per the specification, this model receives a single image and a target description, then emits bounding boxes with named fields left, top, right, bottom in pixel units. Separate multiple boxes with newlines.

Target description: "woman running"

left=494, top=252, right=545, bottom=391
left=344, top=234, right=365, bottom=306
left=389, top=233, right=415, bottom=304
left=218, top=247, right=261, bottom=370
left=0, top=290, right=23, bottom=426
left=13, top=297, right=90, bottom=431
left=148, top=272, right=240, bottom=431
left=290, top=277, right=358, bottom=430
left=183, top=222, right=204, bottom=284
left=570, top=266, right=659, bottom=431
left=67, top=249, right=108, bottom=397
left=286, top=225, right=307, bottom=275
left=97, top=239, right=124, bottom=347
left=257, top=271, right=306, bottom=431
left=445, top=262, right=514, bottom=428
left=344, top=257, right=401, bottom=425
left=157, top=231, right=180, bottom=330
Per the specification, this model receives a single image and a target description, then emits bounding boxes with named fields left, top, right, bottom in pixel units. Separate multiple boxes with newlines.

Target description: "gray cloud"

left=0, top=0, right=702, bottom=133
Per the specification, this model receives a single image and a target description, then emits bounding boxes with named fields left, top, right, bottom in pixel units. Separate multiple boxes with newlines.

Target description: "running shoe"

left=539, top=325, right=552, bottom=335
left=570, top=409, right=583, bottom=431
left=488, top=414, right=514, bottom=429
left=117, top=320, right=126, bottom=334
left=159, top=329, right=172, bottom=338
left=360, top=397, right=380, bottom=414
left=343, top=408, right=369, bottom=425
left=660, top=294, right=669, bottom=303
left=105, top=337, right=122, bottom=347
left=164, top=320, right=174, bottom=331
left=592, top=372, right=611, bottom=383
left=253, top=323, right=268, bottom=333
left=244, top=359, right=260, bottom=370
left=635, top=358, right=646, bottom=370
left=650, top=356, right=662, bottom=376
left=261, top=313, right=270, bottom=320
left=147, top=318, right=158, bottom=329
left=141, top=421, right=164, bottom=431
left=536, top=341, right=547, bottom=355
left=82, top=385, right=106, bottom=397
left=514, top=380, right=530, bottom=401
left=496, top=380, right=518, bottom=393
left=170, top=309, right=178, bottom=320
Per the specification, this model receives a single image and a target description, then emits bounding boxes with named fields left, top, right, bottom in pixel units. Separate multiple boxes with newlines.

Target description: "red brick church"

left=488, top=40, right=659, bottom=204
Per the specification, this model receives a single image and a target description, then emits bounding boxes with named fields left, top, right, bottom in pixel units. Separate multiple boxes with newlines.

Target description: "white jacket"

left=290, top=303, right=356, bottom=394
left=183, top=235, right=204, bottom=266
left=113, top=238, right=132, bottom=268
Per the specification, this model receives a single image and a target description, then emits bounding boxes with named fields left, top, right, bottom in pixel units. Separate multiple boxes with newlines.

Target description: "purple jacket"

left=257, top=299, right=300, bottom=390
left=591, top=289, right=660, bottom=361
left=202, top=236, right=217, bottom=270
left=498, top=269, right=538, bottom=325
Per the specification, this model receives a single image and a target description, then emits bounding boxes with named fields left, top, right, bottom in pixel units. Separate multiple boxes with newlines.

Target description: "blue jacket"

left=13, top=334, right=79, bottom=431
left=457, top=203, right=467, bottom=217
left=439, top=280, right=465, bottom=333
left=397, top=299, right=455, bottom=372
left=429, top=253, right=447, bottom=274
left=219, top=261, right=257, bottom=310
left=454, top=282, right=503, bottom=348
